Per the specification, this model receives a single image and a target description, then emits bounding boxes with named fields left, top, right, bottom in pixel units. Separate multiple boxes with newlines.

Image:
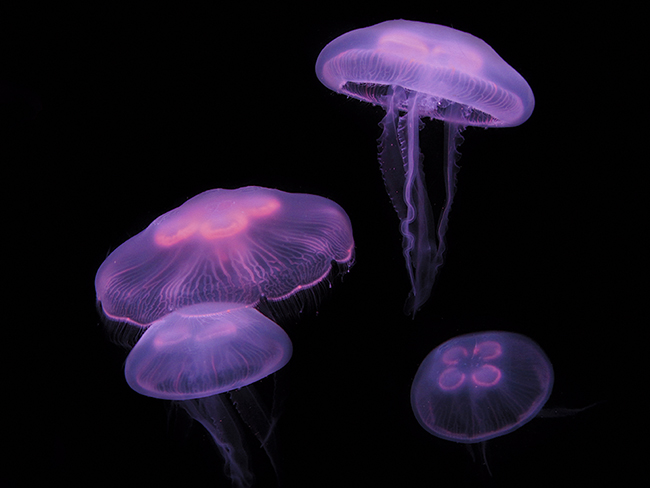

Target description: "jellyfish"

left=410, top=331, right=553, bottom=444
left=125, top=302, right=292, bottom=487
left=123, top=303, right=293, bottom=401
left=95, top=186, right=354, bottom=487
left=316, top=20, right=534, bottom=315
left=96, top=186, right=355, bottom=326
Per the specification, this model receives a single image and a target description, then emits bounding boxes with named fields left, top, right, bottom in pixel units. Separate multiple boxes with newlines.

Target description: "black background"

left=4, top=4, right=636, bottom=488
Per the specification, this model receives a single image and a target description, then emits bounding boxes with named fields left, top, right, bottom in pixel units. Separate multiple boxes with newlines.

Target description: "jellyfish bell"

left=124, top=302, right=293, bottom=401
left=153, top=191, right=281, bottom=246
left=316, top=20, right=534, bottom=127
left=95, top=186, right=355, bottom=326
left=410, top=331, right=553, bottom=443
left=316, top=20, right=534, bottom=315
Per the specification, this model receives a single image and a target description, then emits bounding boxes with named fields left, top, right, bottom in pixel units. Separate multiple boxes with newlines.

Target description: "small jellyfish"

left=125, top=302, right=292, bottom=487
left=95, top=186, right=354, bottom=487
left=316, top=20, right=534, bottom=315
left=124, top=302, right=293, bottom=401
left=411, top=331, right=553, bottom=443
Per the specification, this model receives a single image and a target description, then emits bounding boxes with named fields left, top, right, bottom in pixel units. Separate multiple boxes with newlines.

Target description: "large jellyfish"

left=96, top=186, right=355, bottom=325
left=95, top=186, right=354, bottom=487
left=316, top=20, right=534, bottom=315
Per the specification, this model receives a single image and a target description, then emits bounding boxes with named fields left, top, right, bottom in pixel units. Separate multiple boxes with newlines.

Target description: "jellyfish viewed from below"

left=95, top=186, right=355, bottom=487
left=316, top=20, right=534, bottom=315
left=411, top=331, right=553, bottom=443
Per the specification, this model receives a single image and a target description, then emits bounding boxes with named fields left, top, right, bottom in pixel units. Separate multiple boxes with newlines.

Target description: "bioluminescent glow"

left=96, top=186, right=355, bottom=326
left=316, top=20, right=534, bottom=315
left=411, top=331, right=553, bottom=443
left=124, top=302, right=293, bottom=400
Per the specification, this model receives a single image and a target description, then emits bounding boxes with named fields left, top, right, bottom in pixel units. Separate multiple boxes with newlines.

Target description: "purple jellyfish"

left=95, top=186, right=354, bottom=487
left=96, top=186, right=355, bottom=326
left=316, top=20, right=534, bottom=315
left=124, top=302, right=293, bottom=401
left=411, top=331, right=553, bottom=443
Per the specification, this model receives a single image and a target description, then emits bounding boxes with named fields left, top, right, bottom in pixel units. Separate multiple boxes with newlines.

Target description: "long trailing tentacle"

left=378, top=88, right=465, bottom=316
left=180, top=395, right=254, bottom=488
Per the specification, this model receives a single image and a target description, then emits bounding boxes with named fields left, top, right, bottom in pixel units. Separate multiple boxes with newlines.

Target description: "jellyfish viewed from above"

left=95, top=186, right=354, bottom=487
left=411, top=331, right=553, bottom=443
left=96, top=186, right=355, bottom=326
left=316, top=20, right=534, bottom=315
left=123, top=302, right=293, bottom=401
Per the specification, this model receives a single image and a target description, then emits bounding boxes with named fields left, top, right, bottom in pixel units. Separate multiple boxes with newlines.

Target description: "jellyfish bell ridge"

left=316, top=19, right=534, bottom=127
left=435, top=341, right=503, bottom=391
left=154, top=192, right=282, bottom=246
left=124, top=302, right=293, bottom=400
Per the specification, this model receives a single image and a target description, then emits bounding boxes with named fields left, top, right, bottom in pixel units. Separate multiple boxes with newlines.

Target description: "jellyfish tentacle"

left=429, top=119, right=464, bottom=284
left=397, top=90, right=437, bottom=316
left=180, top=395, right=254, bottom=488
left=377, top=89, right=466, bottom=315
left=230, top=385, right=283, bottom=483
left=379, top=86, right=439, bottom=316
left=378, top=86, right=408, bottom=222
